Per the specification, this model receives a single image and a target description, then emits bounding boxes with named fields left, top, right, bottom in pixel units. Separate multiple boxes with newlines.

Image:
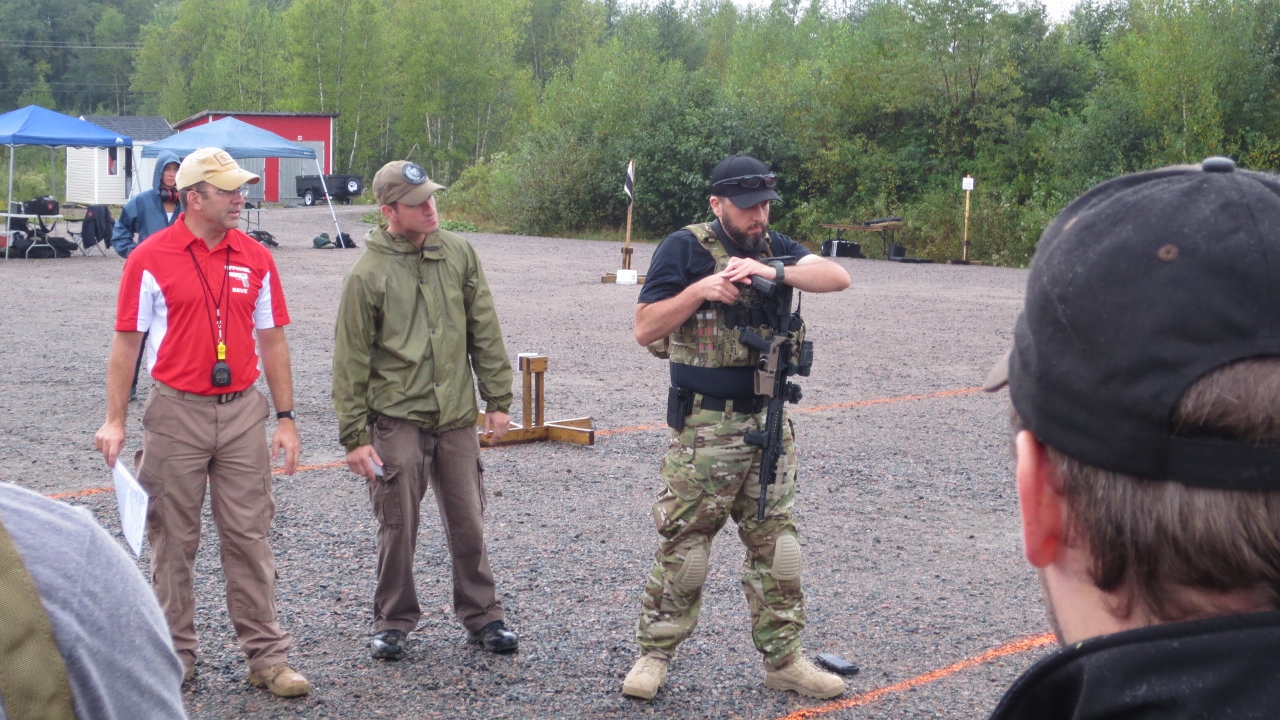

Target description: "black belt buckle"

left=667, top=387, right=694, bottom=431
left=216, top=391, right=242, bottom=405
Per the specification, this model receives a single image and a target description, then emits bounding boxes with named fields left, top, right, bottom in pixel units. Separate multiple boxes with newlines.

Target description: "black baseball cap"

left=985, top=156, right=1280, bottom=490
left=710, top=154, right=782, bottom=209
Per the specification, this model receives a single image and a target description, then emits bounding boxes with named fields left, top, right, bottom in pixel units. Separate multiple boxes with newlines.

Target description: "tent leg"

left=315, top=158, right=343, bottom=243
left=6, top=146, right=13, bottom=260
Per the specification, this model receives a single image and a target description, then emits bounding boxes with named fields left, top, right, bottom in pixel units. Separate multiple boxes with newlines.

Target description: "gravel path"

left=0, top=205, right=1050, bottom=719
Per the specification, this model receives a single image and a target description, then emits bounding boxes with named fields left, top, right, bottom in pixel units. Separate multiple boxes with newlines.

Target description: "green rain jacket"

left=333, top=226, right=513, bottom=451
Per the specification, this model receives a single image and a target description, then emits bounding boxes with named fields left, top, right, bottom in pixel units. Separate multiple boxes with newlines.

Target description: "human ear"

left=1016, top=430, right=1064, bottom=568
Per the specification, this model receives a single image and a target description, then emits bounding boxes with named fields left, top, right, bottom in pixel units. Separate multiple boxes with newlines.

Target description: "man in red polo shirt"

left=94, top=147, right=309, bottom=698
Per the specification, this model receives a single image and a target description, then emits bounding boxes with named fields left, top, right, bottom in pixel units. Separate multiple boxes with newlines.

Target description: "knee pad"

left=673, top=545, right=709, bottom=592
left=772, top=535, right=801, bottom=582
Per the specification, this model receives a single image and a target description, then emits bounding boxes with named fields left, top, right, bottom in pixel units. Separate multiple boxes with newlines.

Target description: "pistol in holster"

left=667, top=387, right=695, bottom=431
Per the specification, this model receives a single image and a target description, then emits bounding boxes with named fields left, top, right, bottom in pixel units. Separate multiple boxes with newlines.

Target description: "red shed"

left=174, top=111, right=338, bottom=203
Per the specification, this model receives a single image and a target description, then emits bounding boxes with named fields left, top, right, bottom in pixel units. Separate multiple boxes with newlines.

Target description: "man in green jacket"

left=332, top=160, right=517, bottom=661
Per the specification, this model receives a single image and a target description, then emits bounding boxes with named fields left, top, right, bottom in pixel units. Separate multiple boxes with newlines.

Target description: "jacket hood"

left=365, top=226, right=438, bottom=256
left=152, top=150, right=180, bottom=192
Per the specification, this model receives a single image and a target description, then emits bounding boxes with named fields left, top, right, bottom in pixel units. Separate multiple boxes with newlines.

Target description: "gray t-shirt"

left=0, top=482, right=186, bottom=720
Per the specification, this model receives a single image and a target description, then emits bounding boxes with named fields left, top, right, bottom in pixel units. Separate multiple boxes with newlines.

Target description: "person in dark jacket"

left=983, top=156, right=1280, bottom=719
left=111, top=150, right=182, bottom=258
left=111, top=150, right=181, bottom=400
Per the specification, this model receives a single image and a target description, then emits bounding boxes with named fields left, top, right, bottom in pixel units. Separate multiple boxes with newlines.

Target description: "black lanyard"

left=187, top=246, right=231, bottom=362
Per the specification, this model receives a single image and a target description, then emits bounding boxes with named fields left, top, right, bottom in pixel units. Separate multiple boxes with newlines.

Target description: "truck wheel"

left=346, top=178, right=361, bottom=194
left=303, top=190, right=316, bottom=206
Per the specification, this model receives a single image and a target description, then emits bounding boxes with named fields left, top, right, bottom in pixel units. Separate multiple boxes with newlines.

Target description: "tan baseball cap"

left=175, top=147, right=260, bottom=191
left=374, top=161, right=445, bottom=206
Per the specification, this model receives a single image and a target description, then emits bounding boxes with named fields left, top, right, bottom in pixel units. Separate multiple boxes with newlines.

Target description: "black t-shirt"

left=637, top=222, right=811, bottom=304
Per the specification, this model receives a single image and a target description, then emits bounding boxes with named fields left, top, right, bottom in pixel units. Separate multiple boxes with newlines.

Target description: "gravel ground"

left=0, top=205, right=1051, bottom=719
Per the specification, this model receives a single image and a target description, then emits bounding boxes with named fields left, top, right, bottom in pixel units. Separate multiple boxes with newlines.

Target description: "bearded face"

left=714, top=198, right=771, bottom=256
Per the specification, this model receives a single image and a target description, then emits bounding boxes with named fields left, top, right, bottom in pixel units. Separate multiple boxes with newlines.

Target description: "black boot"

left=469, top=620, right=518, bottom=653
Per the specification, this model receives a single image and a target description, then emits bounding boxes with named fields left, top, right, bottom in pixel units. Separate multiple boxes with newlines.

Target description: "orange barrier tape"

left=773, top=633, right=1055, bottom=720
left=49, top=387, right=986, bottom=500
left=47, top=486, right=114, bottom=501
left=801, top=387, right=982, bottom=414
left=597, top=388, right=984, bottom=438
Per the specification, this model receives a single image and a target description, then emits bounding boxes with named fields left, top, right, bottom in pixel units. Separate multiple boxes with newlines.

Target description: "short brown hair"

left=1014, top=358, right=1280, bottom=623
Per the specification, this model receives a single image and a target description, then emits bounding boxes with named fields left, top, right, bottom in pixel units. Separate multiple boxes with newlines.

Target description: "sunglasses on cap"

left=711, top=173, right=778, bottom=190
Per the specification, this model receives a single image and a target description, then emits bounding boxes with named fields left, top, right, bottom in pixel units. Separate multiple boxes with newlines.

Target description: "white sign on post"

left=962, top=176, right=975, bottom=191
left=615, top=269, right=638, bottom=285
left=112, top=461, right=149, bottom=557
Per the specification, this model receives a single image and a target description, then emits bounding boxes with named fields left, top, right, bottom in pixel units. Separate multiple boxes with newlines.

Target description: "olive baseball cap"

left=374, top=161, right=445, bottom=206
left=985, top=156, right=1280, bottom=490
left=175, top=147, right=260, bottom=191
left=709, top=154, right=782, bottom=209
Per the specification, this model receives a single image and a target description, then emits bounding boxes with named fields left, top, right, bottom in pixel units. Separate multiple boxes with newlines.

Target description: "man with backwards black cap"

left=984, top=156, right=1280, bottom=717
left=622, top=155, right=851, bottom=701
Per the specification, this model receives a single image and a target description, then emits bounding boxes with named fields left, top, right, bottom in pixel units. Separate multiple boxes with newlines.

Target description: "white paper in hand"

left=112, top=461, right=149, bottom=557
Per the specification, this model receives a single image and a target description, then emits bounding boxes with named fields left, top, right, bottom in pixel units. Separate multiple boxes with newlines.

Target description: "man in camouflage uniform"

left=623, top=155, right=852, bottom=701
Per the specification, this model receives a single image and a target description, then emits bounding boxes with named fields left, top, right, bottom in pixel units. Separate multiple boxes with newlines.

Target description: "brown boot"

left=247, top=662, right=311, bottom=698
left=621, top=653, right=669, bottom=700
left=764, top=655, right=846, bottom=699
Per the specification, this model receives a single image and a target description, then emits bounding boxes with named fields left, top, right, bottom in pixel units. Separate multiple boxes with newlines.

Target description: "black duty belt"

left=694, top=393, right=764, bottom=415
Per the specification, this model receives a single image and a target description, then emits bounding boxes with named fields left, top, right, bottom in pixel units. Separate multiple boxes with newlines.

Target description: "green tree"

left=283, top=0, right=387, bottom=173
left=385, top=0, right=535, bottom=182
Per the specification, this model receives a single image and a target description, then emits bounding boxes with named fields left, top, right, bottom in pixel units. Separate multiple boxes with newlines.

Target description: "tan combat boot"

left=764, top=655, right=846, bottom=699
left=247, top=662, right=311, bottom=698
left=621, top=653, right=669, bottom=700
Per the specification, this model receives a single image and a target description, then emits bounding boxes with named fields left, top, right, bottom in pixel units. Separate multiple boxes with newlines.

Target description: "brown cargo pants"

left=367, top=416, right=504, bottom=634
left=137, top=383, right=291, bottom=672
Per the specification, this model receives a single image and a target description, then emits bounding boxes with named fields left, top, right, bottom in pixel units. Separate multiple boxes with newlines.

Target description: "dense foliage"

left=3, top=0, right=1279, bottom=263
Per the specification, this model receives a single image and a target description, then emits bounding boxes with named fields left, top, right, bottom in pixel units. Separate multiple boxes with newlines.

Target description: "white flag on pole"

left=624, top=160, right=635, bottom=206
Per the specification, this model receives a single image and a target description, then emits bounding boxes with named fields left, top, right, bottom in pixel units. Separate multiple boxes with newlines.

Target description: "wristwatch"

left=276, top=410, right=296, bottom=421
left=768, top=260, right=785, bottom=285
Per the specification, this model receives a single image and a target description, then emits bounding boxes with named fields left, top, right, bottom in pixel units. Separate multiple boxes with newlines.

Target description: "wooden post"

left=950, top=175, right=980, bottom=265
left=622, top=159, right=634, bottom=270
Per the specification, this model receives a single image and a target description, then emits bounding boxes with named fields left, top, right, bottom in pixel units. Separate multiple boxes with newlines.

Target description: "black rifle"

left=736, top=274, right=813, bottom=520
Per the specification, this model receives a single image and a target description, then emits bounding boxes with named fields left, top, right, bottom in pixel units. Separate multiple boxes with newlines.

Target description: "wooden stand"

left=603, top=159, right=646, bottom=284
left=476, top=354, right=594, bottom=447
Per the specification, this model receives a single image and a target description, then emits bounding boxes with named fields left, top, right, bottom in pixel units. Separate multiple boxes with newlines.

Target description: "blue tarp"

left=0, top=105, right=132, bottom=147
left=142, top=117, right=315, bottom=159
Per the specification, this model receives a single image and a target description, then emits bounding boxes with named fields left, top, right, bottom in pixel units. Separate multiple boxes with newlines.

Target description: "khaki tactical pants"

left=137, top=385, right=291, bottom=672
left=636, top=398, right=805, bottom=669
left=368, top=417, right=504, bottom=634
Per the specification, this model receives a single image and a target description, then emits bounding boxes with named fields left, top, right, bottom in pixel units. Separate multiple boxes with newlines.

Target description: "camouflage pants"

left=635, top=401, right=804, bottom=669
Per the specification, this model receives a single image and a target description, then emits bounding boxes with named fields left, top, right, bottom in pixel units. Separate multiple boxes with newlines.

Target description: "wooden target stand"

left=602, top=161, right=646, bottom=284
left=475, top=354, right=594, bottom=447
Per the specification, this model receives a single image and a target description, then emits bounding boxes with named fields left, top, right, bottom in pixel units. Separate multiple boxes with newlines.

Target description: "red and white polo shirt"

left=115, top=214, right=290, bottom=395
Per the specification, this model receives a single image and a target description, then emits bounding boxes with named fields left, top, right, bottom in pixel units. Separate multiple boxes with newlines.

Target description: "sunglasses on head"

left=712, top=173, right=778, bottom=190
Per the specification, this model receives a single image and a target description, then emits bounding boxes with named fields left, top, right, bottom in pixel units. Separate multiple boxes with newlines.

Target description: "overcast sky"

left=720, top=0, right=1080, bottom=24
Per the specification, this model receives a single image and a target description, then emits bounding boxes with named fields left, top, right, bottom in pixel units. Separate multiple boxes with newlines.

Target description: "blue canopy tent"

left=0, top=105, right=132, bottom=259
left=143, top=117, right=343, bottom=240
